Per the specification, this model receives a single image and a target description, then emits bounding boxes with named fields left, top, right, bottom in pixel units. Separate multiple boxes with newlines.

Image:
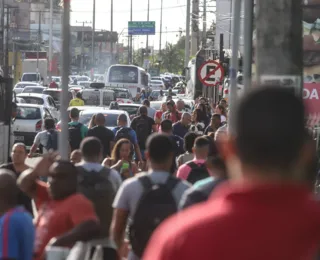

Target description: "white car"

left=150, top=80, right=164, bottom=90
left=77, top=81, right=92, bottom=88
left=80, top=89, right=116, bottom=106
left=13, top=104, right=56, bottom=148
left=17, top=93, right=60, bottom=121
left=21, top=86, right=46, bottom=94
left=52, top=76, right=62, bottom=87
left=13, top=82, right=40, bottom=94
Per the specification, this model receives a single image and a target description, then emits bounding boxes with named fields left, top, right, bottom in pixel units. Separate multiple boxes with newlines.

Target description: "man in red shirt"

left=163, top=100, right=181, bottom=123
left=143, top=87, right=320, bottom=260
left=18, top=154, right=100, bottom=260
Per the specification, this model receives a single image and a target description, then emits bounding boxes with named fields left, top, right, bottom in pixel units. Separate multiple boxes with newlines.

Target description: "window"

left=79, top=113, right=119, bottom=127
left=43, top=108, right=52, bottom=119
left=109, top=66, right=138, bottom=84
left=21, top=97, right=44, bottom=105
left=16, top=107, right=41, bottom=120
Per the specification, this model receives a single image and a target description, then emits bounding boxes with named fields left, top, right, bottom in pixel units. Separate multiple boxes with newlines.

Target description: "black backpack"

left=135, top=117, right=150, bottom=149
left=77, top=166, right=116, bottom=238
left=114, top=127, right=134, bottom=143
left=186, top=162, right=210, bottom=184
left=129, top=175, right=179, bottom=257
left=69, top=123, right=83, bottom=151
left=45, top=130, right=58, bottom=151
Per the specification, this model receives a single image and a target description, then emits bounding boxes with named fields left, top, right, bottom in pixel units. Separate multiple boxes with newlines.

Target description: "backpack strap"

left=187, top=161, right=200, bottom=170
left=165, top=177, right=179, bottom=191
left=139, top=176, right=153, bottom=190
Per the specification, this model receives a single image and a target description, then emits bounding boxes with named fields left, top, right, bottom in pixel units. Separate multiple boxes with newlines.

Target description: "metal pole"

left=36, top=11, right=41, bottom=74
left=146, top=0, right=150, bottom=64
left=3, top=6, right=8, bottom=78
left=127, top=35, right=130, bottom=64
left=191, top=0, right=199, bottom=56
left=110, top=0, right=113, bottom=65
left=202, top=0, right=206, bottom=48
left=0, top=0, right=4, bottom=73
left=81, top=21, right=84, bottom=72
left=159, top=0, right=163, bottom=57
left=129, top=0, right=133, bottom=64
left=91, top=0, right=96, bottom=80
left=59, top=0, right=71, bottom=160
left=228, top=0, right=242, bottom=135
left=184, top=0, right=190, bottom=68
left=49, top=0, right=53, bottom=82
left=219, top=33, right=224, bottom=63
left=243, top=0, right=253, bottom=94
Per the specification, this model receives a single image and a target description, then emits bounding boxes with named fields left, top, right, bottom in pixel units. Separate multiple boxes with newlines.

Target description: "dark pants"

left=90, top=247, right=117, bottom=260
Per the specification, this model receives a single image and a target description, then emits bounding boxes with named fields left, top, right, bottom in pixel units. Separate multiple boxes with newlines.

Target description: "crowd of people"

left=1, top=86, right=320, bottom=260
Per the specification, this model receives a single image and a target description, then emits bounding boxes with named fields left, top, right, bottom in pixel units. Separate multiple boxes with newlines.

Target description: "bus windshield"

left=109, top=66, right=139, bottom=84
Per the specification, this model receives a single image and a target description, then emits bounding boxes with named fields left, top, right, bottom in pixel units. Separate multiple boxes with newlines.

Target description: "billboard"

left=128, top=21, right=156, bottom=35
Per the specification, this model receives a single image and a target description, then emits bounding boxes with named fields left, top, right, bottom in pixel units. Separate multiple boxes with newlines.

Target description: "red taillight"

left=56, top=123, right=61, bottom=131
left=224, top=88, right=229, bottom=94
left=35, top=120, right=42, bottom=132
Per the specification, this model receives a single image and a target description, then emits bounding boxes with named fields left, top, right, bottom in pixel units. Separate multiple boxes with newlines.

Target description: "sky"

left=70, top=0, right=215, bottom=51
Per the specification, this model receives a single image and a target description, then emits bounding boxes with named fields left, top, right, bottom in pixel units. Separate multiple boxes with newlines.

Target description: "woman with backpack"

left=103, top=139, right=138, bottom=180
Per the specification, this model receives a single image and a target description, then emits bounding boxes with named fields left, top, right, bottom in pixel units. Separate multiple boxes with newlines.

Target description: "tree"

left=160, top=38, right=185, bottom=74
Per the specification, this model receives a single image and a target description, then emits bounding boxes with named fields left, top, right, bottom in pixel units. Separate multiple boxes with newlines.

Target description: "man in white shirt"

left=142, top=99, right=156, bottom=119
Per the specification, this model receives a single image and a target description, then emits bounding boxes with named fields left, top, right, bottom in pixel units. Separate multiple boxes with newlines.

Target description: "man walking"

left=143, top=99, right=156, bottom=119
left=69, top=108, right=88, bottom=151
left=173, top=113, right=192, bottom=139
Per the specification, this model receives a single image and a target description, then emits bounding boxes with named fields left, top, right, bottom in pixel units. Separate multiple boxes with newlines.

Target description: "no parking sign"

left=197, top=60, right=224, bottom=87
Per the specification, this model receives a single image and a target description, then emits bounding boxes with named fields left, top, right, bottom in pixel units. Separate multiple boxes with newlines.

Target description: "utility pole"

left=76, top=20, right=91, bottom=73
left=191, top=0, right=199, bottom=56
left=184, top=0, right=190, bottom=68
left=49, top=0, right=53, bottom=82
left=146, top=0, right=150, bottom=67
left=202, top=0, right=207, bottom=48
left=219, top=33, right=224, bottom=63
left=159, top=0, right=163, bottom=57
left=256, top=0, right=303, bottom=96
left=36, top=11, right=41, bottom=75
left=59, top=0, right=71, bottom=160
left=129, top=0, right=133, bottom=64
left=91, top=0, right=96, bottom=80
left=110, top=0, right=114, bottom=65
left=243, top=0, right=253, bottom=94
left=0, top=0, right=4, bottom=75
left=3, top=5, right=8, bottom=78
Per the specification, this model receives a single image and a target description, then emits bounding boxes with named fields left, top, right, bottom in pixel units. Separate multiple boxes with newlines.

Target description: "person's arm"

left=81, top=125, right=89, bottom=138
left=28, top=133, right=41, bottom=157
left=110, top=208, right=129, bottom=251
left=109, top=131, right=115, bottom=154
left=150, top=118, right=157, bottom=133
left=49, top=196, right=99, bottom=247
left=154, top=112, right=162, bottom=125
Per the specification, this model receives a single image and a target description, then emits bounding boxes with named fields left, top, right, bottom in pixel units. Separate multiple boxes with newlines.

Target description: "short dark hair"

left=118, top=113, right=128, bottom=122
left=211, top=114, right=221, bottom=121
left=194, top=136, right=210, bottom=149
left=235, top=87, right=305, bottom=172
left=184, top=132, right=198, bottom=153
left=146, top=134, right=174, bottom=163
left=166, top=100, right=174, bottom=106
left=80, top=137, right=103, bottom=161
left=143, top=99, right=150, bottom=107
left=70, top=108, right=80, bottom=119
left=161, top=119, right=173, bottom=132
left=44, top=118, right=55, bottom=130
left=95, top=113, right=105, bottom=125
left=139, top=106, right=148, bottom=115
left=76, top=92, right=82, bottom=98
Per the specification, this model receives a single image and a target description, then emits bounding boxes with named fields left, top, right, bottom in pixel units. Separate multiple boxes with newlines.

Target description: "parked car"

left=42, top=88, right=74, bottom=109
left=13, top=104, right=55, bottom=147
left=77, top=81, right=91, bottom=88
left=13, top=82, right=40, bottom=94
left=119, top=103, right=141, bottom=118
left=21, top=86, right=46, bottom=94
left=150, top=80, right=164, bottom=90
left=149, top=90, right=177, bottom=100
left=80, top=88, right=116, bottom=106
left=17, top=93, right=60, bottom=121
left=109, top=87, right=133, bottom=103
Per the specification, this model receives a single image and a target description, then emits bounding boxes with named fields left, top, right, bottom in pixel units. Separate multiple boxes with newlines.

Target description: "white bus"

left=105, top=64, right=149, bottom=97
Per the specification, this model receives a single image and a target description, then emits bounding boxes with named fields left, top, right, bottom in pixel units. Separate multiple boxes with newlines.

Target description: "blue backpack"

left=45, top=130, right=58, bottom=151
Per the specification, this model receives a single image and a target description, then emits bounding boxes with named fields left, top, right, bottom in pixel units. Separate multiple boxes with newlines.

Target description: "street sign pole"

left=59, top=0, right=71, bottom=160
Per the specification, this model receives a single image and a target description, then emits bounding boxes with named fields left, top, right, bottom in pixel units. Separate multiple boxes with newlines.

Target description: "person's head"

left=110, top=101, right=119, bottom=110
left=192, top=136, right=210, bottom=160
left=12, top=102, right=17, bottom=118
left=95, top=113, right=105, bottom=126
left=88, top=114, right=97, bottom=129
left=198, top=103, right=207, bottom=113
left=184, top=132, right=198, bottom=153
left=76, top=92, right=82, bottom=99
left=176, top=99, right=185, bottom=111
left=206, top=156, right=227, bottom=179
left=166, top=95, right=173, bottom=102
left=145, top=134, right=174, bottom=172
left=199, top=97, right=207, bottom=104
left=219, top=99, right=227, bottom=108
left=117, top=113, right=128, bottom=127
left=47, top=161, right=78, bottom=200
left=181, top=112, right=192, bottom=127
left=11, top=143, right=27, bottom=166
left=192, top=108, right=207, bottom=123
left=44, top=118, right=55, bottom=130
left=139, top=106, right=148, bottom=116
left=166, top=100, right=175, bottom=112
left=143, top=99, right=150, bottom=107
left=70, top=108, right=80, bottom=121
left=80, top=137, right=103, bottom=163
left=111, top=138, right=132, bottom=162
left=161, top=102, right=167, bottom=112
left=227, top=87, right=307, bottom=182
left=0, top=170, right=19, bottom=207
left=161, top=119, right=173, bottom=134
left=211, top=114, right=222, bottom=129
left=216, top=104, right=227, bottom=116
left=70, top=149, right=82, bottom=164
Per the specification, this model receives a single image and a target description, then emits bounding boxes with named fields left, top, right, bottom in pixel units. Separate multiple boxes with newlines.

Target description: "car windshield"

left=109, top=66, right=139, bottom=84
left=22, top=74, right=39, bottom=82
left=81, top=91, right=115, bottom=106
left=113, top=90, right=130, bottom=99
left=15, top=84, right=35, bottom=89
left=16, top=106, right=41, bottom=120
left=79, top=113, right=119, bottom=127
left=23, top=87, right=44, bottom=94
left=151, top=80, right=163, bottom=84
left=20, top=97, right=44, bottom=105
left=120, top=106, right=139, bottom=115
